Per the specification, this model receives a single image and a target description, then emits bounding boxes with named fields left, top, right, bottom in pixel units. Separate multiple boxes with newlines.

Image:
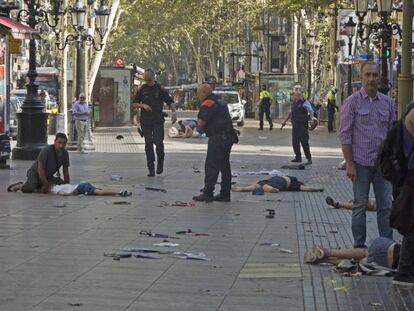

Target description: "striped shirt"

left=339, top=88, right=396, bottom=166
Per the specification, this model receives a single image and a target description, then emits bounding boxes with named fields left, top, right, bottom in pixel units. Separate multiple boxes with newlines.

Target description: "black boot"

left=193, top=192, right=214, bottom=203
left=156, top=160, right=164, bottom=175
left=147, top=163, right=155, bottom=177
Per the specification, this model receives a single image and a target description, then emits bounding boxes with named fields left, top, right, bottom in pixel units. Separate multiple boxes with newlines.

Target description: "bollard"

left=0, top=134, right=11, bottom=169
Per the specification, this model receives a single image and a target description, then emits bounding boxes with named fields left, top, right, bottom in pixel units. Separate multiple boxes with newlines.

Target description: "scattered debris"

left=258, top=136, right=267, bottom=139
left=113, top=201, right=131, bottom=205
left=240, top=165, right=248, bottom=169
left=329, top=230, right=338, bottom=234
left=260, top=149, right=271, bottom=152
left=153, top=242, right=179, bottom=247
left=160, top=201, right=195, bottom=207
left=368, top=302, right=382, bottom=307
left=266, top=209, right=275, bottom=219
left=110, top=174, right=123, bottom=181
left=104, top=252, right=132, bottom=260
left=280, top=164, right=305, bottom=170
left=175, top=229, right=209, bottom=236
left=145, top=186, right=167, bottom=193
left=116, top=135, right=124, bottom=140
left=133, top=254, right=160, bottom=259
left=279, top=248, right=294, bottom=254
left=171, top=252, right=211, bottom=261
left=68, top=303, right=83, bottom=307
left=260, top=242, right=280, bottom=247
left=139, top=230, right=175, bottom=239
left=53, top=202, right=66, bottom=208
left=334, top=285, right=349, bottom=293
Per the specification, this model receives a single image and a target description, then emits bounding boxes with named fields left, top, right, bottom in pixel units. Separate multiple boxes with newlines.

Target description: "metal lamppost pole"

left=55, top=0, right=110, bottom=151
left=279, top=40, right=287, bottom=74
left=12, top=0, right=64, bottom=160
left=398, top=0, right=413, bottom=117
left=258, top=44, right=264, bottom=71
left=345, top=16, right=356, bottom=97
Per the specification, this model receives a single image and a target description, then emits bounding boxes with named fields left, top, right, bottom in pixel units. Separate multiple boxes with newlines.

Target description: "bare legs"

left=232, top=184, right=279, bottom=193
left=304, top=245, right=368, bottom=264
left=300, top=185, right=324, bottom=192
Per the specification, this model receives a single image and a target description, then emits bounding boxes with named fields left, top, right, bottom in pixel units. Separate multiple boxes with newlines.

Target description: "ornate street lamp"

left=354, top=0, right=402, bottom=95
left=12, top=0, right=65, bottom=160
left=345, top=16, right=356, bottom=97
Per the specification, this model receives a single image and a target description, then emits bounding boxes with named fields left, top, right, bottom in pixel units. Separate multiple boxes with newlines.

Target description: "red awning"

left=0, top=16, right=39, bottom=40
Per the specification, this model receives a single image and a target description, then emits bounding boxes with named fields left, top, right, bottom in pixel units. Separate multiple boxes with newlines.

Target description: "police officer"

left=327, top=87, right=338, bottom=132
left=132, top=69, right=177, bottom=176
left=193, top=84, right=235, bottom=203
left=258, top=85, right=273, bottom=130
left=281, top=91, right=315, bottom=164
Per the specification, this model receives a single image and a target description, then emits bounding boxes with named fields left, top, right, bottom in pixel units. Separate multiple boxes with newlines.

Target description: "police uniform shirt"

left=291, top=100, right=313, bottom=124
left=198, top=95, right=232, bottom=137
left=134, top=82, right=173, bottom=124
left=259, top=90, right=272, bottom=107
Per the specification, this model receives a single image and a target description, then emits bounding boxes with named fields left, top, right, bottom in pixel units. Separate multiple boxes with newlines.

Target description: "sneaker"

left=120, top=190, right=132, bottom=197
left=214, top=193, right=231, bottom=202
left=291, top=158, right=302, bottom=163
left=156, top=162, right=164, bottom=175
left=192, top=193, right=214, bottom=203
left=325, top=196, right=339, bottom=208
left=393, top=275, right=414, bottom=286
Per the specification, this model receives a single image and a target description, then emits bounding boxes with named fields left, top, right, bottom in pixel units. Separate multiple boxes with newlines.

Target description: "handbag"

left=390, top=170, right=414, bottom=236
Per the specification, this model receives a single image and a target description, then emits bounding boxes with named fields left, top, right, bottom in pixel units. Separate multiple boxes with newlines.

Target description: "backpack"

left=376, top=105, right=414, bottom=187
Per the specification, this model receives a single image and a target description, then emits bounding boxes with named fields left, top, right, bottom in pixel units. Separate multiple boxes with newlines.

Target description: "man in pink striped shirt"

left=339, top=62, right=395, bottom=248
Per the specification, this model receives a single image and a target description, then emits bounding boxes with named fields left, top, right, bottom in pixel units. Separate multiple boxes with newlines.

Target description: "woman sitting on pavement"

left=304, top=237, right=400, bottom=269
left=232, top=175, right=323, bottom=194
left=325, top=196, right=376, bottom=211
left=8, top=181, right=132, bottom=197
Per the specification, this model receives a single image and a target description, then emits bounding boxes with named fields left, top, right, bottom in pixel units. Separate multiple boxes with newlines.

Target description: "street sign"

left=115, top=56, right=125, bottom=68
left=350, top=54, right=369, bottom=60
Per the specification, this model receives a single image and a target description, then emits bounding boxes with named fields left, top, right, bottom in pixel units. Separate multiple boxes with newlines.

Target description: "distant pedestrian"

left=72, top=93, right=90, bottom=153
left=281, top=91, right=315, bottom=164
left=7, top=133, right=70, bottom=193
left=258, top=85, right=273, bottom=131
left=339, top=62, right=395, bottom=248
left=132, top=68, right=177, bottom=176
left=327, top=87, right=339, bottom=132
left=192, top=84, right=236, bottom=203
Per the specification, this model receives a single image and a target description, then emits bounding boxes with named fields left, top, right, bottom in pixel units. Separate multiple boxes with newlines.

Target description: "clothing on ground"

left=76, top=182, right=97, bottom=195
left=51, top=184, right=78, bottom=194
left=367, top=237, right=395, bottom=268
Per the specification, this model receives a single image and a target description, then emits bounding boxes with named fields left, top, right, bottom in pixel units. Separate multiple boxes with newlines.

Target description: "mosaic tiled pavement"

left=0, top=122, right=412, bottom=310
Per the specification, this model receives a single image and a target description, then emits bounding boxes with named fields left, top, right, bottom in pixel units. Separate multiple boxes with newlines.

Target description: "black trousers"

left=259, top=106, right=272, bottom=129
left=292, top=123, right=311, bottom=160
left=204, top=134, right=233, bottom=196
left=327, top=107, right=335, bottom=132
left=141, top=123, right=164, bottom=169
left=396, top=229, right=414, bottom=276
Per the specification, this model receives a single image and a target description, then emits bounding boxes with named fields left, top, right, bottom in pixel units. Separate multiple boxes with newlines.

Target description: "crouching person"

left=8, top=133, right=70, bottom=193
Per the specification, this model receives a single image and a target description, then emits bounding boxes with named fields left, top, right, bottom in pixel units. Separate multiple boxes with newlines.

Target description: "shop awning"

left=0, top=16, right=39, bottom=40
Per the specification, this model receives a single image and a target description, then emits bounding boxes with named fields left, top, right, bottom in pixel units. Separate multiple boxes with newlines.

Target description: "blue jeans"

left=352, top=163, right=393, bottom=248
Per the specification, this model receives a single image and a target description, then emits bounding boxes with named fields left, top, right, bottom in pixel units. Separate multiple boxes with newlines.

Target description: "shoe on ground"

left=306, top=159, right=312, bottom=165
left=147, top=169, right=155, bottom=177
left=303, top=250, right=318, bottom=263
left=326, top=196, right=339, bottom=208
left=7, top=181, right=23, bottom=192
left=269, top=123, right=273, bottom=131
left=120, top=190, right=132, bottom=197
left=258, top=128, right=263, bottom=131
left=291, top=158, right=302, bottom=163
left=214, top=193, right=231, bottom=202
left=193, top=193, right=213, bottom=203
left=393, top=275, right=414, bottom=286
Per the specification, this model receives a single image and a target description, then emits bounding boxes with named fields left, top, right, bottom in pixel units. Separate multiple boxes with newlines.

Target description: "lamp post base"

left=12, top=111, right=48, bottom=160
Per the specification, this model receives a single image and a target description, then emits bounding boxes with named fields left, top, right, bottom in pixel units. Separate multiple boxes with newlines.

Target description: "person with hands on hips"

left=132, top=68, right=177, bottom=177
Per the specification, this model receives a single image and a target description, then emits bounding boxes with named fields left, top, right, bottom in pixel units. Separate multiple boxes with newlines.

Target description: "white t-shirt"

left=51, top=184, right=79, bottom=194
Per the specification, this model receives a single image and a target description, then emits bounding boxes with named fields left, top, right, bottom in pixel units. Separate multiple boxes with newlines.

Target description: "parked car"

left=11, top=89, right=57, bottom=113
left=9, top=95, right=22, bottom=139
left=213, top=89, right=246, bottom=126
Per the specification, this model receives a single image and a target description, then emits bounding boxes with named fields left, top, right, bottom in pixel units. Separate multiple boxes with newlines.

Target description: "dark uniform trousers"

left=259, top=104, right=272, bottom=129
left=292, top=123, right=311, bottom=160
left=204, top=132, right=233, bottom=196
left=141, top=122, right=164, bottom=169
left=327, top=105, right=335, bottom=132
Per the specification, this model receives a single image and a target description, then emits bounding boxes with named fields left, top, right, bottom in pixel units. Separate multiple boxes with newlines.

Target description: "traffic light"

left=386, top=48, right=391, bottom=58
